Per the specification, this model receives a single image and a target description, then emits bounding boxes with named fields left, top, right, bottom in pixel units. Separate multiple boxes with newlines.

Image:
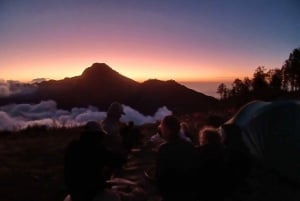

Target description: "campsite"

left=1, top=101, right=300, bottom=201
left=1, top=1, right=299, bottom=199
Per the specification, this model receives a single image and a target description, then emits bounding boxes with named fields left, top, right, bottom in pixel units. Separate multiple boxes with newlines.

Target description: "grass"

left=0, top=127, right=82, bottom=201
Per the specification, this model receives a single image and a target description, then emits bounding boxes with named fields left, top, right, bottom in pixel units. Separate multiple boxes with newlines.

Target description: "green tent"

left=223, top=100, right=300, bottom=183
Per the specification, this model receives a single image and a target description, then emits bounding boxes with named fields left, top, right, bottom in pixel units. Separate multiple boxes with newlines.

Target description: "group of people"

left=64, top=102, right=140, bottom=201
left=64, top=102, right=252, bottom=201
left=156, top=116, right=252, bottom=201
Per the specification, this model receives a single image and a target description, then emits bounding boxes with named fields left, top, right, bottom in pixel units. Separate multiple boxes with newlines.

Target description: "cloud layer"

left=0, top=80, right=37, bottom=98
left=0, top=100, right=172, bottom=131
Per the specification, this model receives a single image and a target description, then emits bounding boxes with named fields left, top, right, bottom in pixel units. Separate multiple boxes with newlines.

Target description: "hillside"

left=134, top=79, right=217, bottom=114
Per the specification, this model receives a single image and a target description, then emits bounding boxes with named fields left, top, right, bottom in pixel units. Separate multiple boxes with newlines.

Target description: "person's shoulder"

left=66, top=139, right=80, bottom=152
left=159, top=140, right=190, bottom=154
left=157, top=142, right=170, bottom=153
left=169, top=139, right=197, bottom=158
left=93, top=189, right=121, bottom=201
left=175, top=138, right=195, bottom=149
left=101, top=118, right=108, bottom=127
left=64, top=140, right=82, bottom=164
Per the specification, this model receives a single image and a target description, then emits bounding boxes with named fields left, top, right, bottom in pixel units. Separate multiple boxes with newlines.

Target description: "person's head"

left=85, top=121, right=103, bottom=133
left=107, top=101, right=125, bottom=120
left=199, top=126, right=222, bottom=146
left=159, top=115, right=181, bottom=141
left=80, top=121, right=106, bottom=143
left=180, top=122, right=189, bottom=132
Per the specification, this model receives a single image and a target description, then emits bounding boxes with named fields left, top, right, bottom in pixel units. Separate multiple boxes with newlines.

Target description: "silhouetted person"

left=179, top=122, right=193, bottom=143
left=156, top=115, right=198, bottom=201
left=101, top=102, right=127, bottom=158
left=64, top=121, right=123, bottom=201
left=121, top=121, right=141, bottom=152
left=197, top=126, right=226, bottom=201
left=221, top=123, right=252, bottom=198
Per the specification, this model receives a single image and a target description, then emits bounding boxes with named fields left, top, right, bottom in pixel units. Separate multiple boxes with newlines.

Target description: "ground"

left=0, top=124, right=161, bottom=201
left=1, top=119, right=300, bottom=201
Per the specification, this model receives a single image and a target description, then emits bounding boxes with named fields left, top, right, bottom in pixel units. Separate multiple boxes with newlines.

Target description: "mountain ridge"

left=0, top=63, right=218, bottom=115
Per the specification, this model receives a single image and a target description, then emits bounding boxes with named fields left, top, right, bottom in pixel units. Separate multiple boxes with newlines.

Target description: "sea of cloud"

left=0, top=80, right=37, bottom=98
left=0, top=100, right=172, bottom=131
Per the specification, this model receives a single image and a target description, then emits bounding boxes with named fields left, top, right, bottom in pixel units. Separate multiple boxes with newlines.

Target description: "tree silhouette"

left=216, top=47, right=300, bottom=106
left=282, top=47, right=300, bottom=91
left=217, top=83, right=228, bottom=100
left=252, top=66, right=268, bottom=91
left=267, top=68, right=283, bottom=91
left=243, top=77, right=252, bottom=92
left=231, top=78, right=251, bottom=97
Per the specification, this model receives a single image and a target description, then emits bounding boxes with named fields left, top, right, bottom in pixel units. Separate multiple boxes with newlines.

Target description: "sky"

left=0, top=0, right=299, bottom=83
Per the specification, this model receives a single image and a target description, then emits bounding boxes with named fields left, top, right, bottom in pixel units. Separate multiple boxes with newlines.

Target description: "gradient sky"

left=1, top=0, right=299, bottom=82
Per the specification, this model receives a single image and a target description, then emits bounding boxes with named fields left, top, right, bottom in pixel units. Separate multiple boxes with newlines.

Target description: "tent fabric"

left=222, top=100, right=300, bottom=183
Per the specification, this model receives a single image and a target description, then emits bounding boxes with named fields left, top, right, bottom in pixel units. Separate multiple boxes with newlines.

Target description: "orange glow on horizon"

left=0, top=33, right=253, bottom=83
left=1, top=1, right=297, bottom=87
left=0, top=22, right=257, bottom=84
left=1, top=58, right=249, bottom=83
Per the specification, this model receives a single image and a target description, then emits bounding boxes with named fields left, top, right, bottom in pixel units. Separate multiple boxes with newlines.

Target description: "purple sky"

left=1, top=0, right=299, bottom=82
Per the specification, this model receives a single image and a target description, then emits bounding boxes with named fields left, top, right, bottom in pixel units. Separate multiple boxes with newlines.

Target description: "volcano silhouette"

left=1, top=63, right=218, bottom=115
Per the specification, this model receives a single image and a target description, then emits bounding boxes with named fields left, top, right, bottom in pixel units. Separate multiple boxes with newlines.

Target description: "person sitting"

left=64, top=121, right=122, bottom=201
left=155, top=115, right=198, bottom=201
left=221, top=123, right=252, bottom=198
left=179, top=122, right=193, bottom=143
left=196, top=126, right=226, bottom=201
left=148, top=121, right=192, bottom=152
left=120, top=121, right=141, bottom=152
left=148, top=123, right=166, bottom=152
left=101, top=102, right=127, bottom=158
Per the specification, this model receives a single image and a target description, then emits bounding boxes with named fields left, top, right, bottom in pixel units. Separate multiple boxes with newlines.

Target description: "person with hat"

left=101, top=102, right=128, bottom=172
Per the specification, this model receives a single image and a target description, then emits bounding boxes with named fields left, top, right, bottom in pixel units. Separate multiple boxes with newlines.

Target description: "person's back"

left=102, top=119, right=124, bottom=152
left=101, top=102, right=127, bottom=157
left=157, top=139, right=198, bottom=200
left=196, top=127, right=226, bottom=201
left=64, top=121, right=124, bottom=201
left=64, top=136, right=107, bottom=201
left=120, top=121, right=141, bottom=152
left=221, top=124, right=252, bottom=197
left=156, top=115, right=198, bottom=201
left=197, top=144, right=225, bottom=201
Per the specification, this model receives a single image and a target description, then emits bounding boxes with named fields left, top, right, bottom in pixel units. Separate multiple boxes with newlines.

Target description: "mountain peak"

left=91, top=63, right=110, bottom=68
left=81, top=63, right=114, bottom=78
left=79, top=63, right=139, bottom=87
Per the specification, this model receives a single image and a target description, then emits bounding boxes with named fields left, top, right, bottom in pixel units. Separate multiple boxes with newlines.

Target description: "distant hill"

left=133, top=79, right=217, bottom=114
left=0, top=63, right=218, bottom=115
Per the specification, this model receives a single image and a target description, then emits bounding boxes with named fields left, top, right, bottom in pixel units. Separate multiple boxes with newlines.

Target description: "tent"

left=222, top=100, right=300, bottom=183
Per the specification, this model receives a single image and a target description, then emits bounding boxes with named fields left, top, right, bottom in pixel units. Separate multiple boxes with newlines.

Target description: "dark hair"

left=162, top=115, right=181, bottom=137
left=199, top=126, right=222, bottom=145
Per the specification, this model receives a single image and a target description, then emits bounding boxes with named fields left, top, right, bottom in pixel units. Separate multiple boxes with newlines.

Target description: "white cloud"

left=0, top=80, right=37, bottom=98
left=0, top=100, right=172, bottom=131
left=0, top=111, right=24, bottom=131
